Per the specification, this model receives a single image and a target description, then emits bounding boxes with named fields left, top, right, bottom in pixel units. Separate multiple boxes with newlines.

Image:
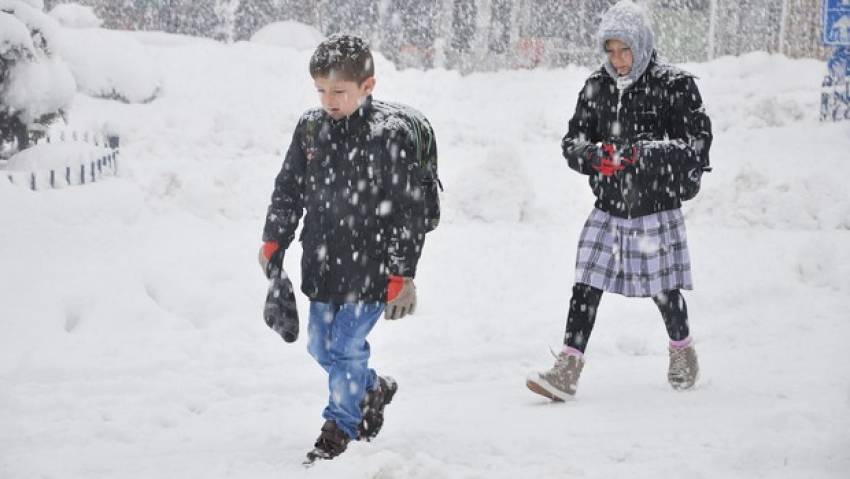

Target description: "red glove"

left=258, top=241, right=283, bottom=278
left=386, top=275, right=416, bottom=320
left=592, top=143, right=639, bottom=176
left=592, top=144, right=623, bottom=176
left=262, top=241, right=280, bottom=260
left=387, top=275, right=405, bottom=302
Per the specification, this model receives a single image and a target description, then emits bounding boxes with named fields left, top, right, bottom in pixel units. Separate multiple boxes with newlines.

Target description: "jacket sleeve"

left=262, top=119, right=307, bottom=248
left=634, top=76, right=712, bottom=174
left=385, top=129, right=426, bottom=278
left=562, top=78, right=603, bottom=175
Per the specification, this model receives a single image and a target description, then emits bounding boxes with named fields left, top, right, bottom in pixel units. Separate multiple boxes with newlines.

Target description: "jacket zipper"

left=616, top=87, right=633, bottom=219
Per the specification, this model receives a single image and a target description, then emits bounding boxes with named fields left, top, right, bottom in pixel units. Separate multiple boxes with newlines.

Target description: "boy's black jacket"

left=263, top=96, right=426, bottom=303
left=562, top=56, right=713, bottom=218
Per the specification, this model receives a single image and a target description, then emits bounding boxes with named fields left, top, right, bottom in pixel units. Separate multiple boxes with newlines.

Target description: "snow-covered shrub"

left=1, top=0, right=75, bottom=150
left=53, top=27, right=160, bottom=104
left=48, top=3, right=102, bottom=29
left=250, top=20, right=324, bottom=51
left=2, top=53, right=75, bottom=122
left=0, top=11, right=32, bottom=61
left=18, top=0, right=41, bottom=9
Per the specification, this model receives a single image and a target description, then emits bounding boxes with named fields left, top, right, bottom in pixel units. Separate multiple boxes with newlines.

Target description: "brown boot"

left=358, top=376, right=398, bottom=441
left=304, top=420, right=350, bottom=464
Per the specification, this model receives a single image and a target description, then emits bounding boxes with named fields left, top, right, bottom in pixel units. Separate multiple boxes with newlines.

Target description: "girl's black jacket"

left=562, top=56, right=713, bottom=218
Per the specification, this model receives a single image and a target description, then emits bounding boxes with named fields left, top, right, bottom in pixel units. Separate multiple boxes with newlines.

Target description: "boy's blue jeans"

left=307, top=301, right=384, bottom=440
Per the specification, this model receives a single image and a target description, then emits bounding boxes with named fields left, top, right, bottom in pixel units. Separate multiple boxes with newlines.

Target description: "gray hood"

left=597, top=0, right=655, bottom=85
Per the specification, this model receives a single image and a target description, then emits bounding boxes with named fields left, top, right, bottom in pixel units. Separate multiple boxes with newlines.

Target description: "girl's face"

left=605, top=39, right=633, bottom=77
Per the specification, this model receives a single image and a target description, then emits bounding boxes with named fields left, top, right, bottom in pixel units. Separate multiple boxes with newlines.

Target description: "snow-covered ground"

left=2, top=27, right=850, bottom=478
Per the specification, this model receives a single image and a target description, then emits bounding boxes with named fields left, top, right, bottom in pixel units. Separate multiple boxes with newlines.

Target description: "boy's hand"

left=258, top=241, right=283, bottom=279
left=385, top=276, right=416, bottom=320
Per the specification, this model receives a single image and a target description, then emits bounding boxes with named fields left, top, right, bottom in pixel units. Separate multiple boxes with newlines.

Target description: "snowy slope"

left=1, top=29, right=849, bottom=479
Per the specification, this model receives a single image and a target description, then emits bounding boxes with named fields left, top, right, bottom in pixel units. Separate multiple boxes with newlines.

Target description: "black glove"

left=612, top=141, right=641, bottom=209
left=615, top=142, right=639, bottom=168
left=587, top=144, right=604, bottom=169
left=589, top=143, right=627, bottom=176
left=264, top=264, right=299, bottom=342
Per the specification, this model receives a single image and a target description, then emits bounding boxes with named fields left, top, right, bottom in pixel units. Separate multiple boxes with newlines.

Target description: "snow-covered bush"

left=53, top=27, right=160, bottom=104
left=249, top=20, right=324, bottom=51
left=2, top=52, right=75, bottom=122
left=48, top=2, right=102, bottom=29
left=1, top=0, right=75, bottom=150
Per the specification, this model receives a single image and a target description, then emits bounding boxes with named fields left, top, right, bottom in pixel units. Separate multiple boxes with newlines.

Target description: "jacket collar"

left=326, top=95, right=373, bottom=132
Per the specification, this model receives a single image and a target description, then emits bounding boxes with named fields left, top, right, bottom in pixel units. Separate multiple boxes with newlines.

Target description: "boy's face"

left=314, top=75, right=376, bottom=120
left=605, top=39, right=633, bottom=77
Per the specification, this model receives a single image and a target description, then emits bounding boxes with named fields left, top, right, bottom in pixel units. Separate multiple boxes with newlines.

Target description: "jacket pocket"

left=631, top=110, right=659, bottom=137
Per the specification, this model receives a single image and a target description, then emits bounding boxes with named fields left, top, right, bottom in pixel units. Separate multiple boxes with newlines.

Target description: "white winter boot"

left=668, top=343, right=699, bottom=390
left=526, top=351, right=584, bottom=401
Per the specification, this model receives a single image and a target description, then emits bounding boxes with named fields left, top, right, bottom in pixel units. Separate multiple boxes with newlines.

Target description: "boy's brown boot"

left=358, top=376, right=398, bottom=441
left=304, top=420, right=350, bottom=465
left=668, top=343, right=699, bottom=390
left=526, top=351, right=584, bottom=401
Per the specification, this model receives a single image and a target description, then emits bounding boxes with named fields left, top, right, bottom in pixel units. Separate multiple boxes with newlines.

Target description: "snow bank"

left=250, top=20, right=324, bottom=51
left=689, top=52, right=824, bottom=131
left=452, top=143, right=535, bottom=222
left=675, top=54, right=849, bottom=231
left=48, top=3, right=102, bottom=29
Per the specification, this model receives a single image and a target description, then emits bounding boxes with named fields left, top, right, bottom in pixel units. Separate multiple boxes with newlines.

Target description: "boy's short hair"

left=309, top=35, right=375, bottom=84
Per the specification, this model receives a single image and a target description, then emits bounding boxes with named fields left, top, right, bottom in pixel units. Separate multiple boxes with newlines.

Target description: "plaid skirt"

left=574, top=208, right=693, bottom=297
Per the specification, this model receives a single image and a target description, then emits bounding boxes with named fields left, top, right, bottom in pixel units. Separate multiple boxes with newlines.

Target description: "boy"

left=259, top=35, right=433, bottom=463
left=526, top=0, right=713, bottom=401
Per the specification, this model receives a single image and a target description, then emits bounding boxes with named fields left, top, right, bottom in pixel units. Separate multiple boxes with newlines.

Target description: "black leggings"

left=563, top=283, right=690, bottom=353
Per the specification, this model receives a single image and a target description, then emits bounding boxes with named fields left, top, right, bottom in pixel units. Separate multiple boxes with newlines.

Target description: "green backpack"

left=383, top=102, right=442, bottom=232
left=302, top=102, right=442, bottom=232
